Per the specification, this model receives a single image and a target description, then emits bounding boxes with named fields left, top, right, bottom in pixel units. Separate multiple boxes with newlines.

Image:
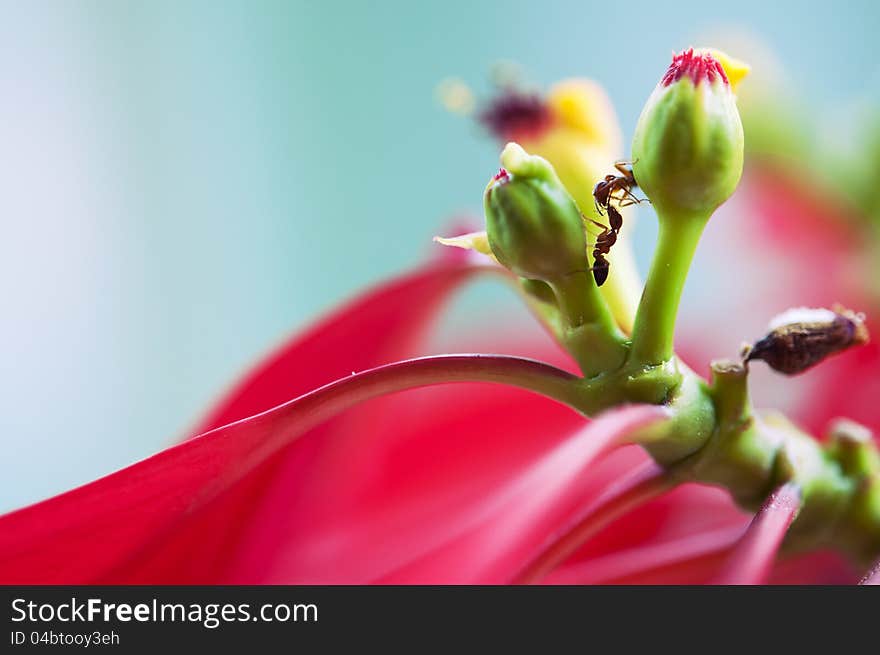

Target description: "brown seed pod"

left=741, top=306, right=869, bottom=375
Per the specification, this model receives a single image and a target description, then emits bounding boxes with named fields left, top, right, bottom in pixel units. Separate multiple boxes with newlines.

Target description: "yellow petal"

left=433, top=231, right=496, bottom=259
left=545, top=79, right=622, bottom=154
left=706, top=48, right=750, bottom=93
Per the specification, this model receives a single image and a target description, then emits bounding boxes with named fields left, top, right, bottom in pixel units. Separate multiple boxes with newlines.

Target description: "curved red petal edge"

left=712, top=482, right=803, bottom=585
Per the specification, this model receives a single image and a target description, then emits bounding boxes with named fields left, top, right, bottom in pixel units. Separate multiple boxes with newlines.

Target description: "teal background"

left=2, top=0, right=878, bottom=511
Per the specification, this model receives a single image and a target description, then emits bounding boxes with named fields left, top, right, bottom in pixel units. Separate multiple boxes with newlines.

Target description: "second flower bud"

left=484, top=142, right=589, bottom=283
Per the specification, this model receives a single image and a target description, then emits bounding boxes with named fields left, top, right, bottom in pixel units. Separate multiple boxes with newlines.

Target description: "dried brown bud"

left=742, top=306, right=869, bottom=375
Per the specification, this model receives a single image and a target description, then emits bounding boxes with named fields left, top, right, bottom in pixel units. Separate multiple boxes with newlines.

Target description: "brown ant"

left=585, top=161, right=645, bottom=286
left=592, top=161, right=643, bottom=215
left=584, top=205, right=621, bottom=287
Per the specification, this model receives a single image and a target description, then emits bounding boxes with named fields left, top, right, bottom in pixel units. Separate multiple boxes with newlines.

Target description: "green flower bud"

left=631, top=48, right=744, bottom=218
left=484, top=142, right=588, bottom=282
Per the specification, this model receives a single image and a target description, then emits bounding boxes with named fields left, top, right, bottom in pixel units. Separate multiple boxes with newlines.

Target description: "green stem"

left=709, top=360, right=751, bottom=426
left=630, top=215, right=707, bottom=366
left=547, top=272, right=629, bottom=378
left=546, top=270, right=615, bottom=330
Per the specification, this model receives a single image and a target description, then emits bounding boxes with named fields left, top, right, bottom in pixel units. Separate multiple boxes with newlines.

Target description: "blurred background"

left=2, top=0, right=879, bottom=512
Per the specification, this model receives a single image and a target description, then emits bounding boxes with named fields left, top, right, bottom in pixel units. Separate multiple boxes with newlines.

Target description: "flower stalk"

left=630, top=215, right=707, bottom=366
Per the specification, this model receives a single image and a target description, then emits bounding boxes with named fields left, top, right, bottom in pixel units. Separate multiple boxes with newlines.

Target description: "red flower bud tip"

left=491, top=167, right=511, bottom=186
left=485, top=167, right=512, bottom=195
left=661, top=48, right=729, bottom=87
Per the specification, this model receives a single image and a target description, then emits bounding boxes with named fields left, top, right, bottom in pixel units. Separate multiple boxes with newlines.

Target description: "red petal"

left=546, top=525, right=742, bottom=584
left=188, top=322, right=584, bottom=583
left=735, top=165, right=864, bottom=310
left=0, top=353, right=582, bottom=584
left=0, top=261, right=493, bottom=583
left=768, top=550, right=856, bottom=584
left=370, top=406, right=668, bottom=584
left=512, top=459, right=672, bottom=584
left=712, top=483, right=802, bottom=585
left=793, top=338, right=880, bottom=436
left=553, top=481, right=750, bottom=583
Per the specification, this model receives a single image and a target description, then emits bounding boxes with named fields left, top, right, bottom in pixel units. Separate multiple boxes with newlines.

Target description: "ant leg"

left=619, top=187, right=643, bottom=204
left=619, top=192, right=650, bottom=207
left=581, top=214, right=611, bottom=232
left=580, top=214, right=609, bottom=236
left=613, top=161, right=632, bottom=176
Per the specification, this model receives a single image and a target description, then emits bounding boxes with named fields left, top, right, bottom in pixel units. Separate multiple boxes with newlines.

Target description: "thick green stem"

left=710, top=360, right=751, bottom=426
left=548, top=271, right=607, bottom=328
left=547, top=272, right=629, bottom=378
left=630, top=215, right=707, bottom=366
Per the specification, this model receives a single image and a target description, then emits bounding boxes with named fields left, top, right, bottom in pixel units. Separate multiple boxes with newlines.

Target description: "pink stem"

left=202, top=353, right=584, bottom=439
left=712, top=482, right=802, bottom=585
left=169, top=354, right=586, bottom=523
left=510, top=460, right=674, bottom=584
left=859, top=558, right=880, bottom=585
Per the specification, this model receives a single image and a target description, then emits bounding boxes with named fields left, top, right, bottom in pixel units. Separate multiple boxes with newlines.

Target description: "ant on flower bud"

left=592, top=161, right=644, bottom=215
left=583, top=207, right=621, bottom=287
left=741, top=306, right=870, bottom=375
left=586, top=162, right=645, bottom=286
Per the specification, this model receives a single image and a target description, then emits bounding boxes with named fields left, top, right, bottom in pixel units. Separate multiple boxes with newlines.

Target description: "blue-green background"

left=2, top=0, right=878, bottom=511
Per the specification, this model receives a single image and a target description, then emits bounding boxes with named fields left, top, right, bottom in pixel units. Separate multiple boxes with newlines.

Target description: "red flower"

left=1, top=53, right=877, bottom=586
left=0, top=233, right=870, bottom=583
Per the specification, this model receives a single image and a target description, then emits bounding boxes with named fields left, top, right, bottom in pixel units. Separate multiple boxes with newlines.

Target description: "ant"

left=592, top=161, right=642, bottom=215
left=585, top=161, right=645, bottom=287
left=584, top=205, right=621, bottom=287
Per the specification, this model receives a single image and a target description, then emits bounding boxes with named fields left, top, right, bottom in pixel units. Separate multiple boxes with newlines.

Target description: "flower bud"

left=484, top=142, right=588, bottom=282
left=742, top=306, right=870, bottom=375
left=631, top=48, right=744, bottom=218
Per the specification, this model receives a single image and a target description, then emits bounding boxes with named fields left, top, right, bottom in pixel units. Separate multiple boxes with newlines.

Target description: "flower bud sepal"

left=484, top=143, right=629, bottom=376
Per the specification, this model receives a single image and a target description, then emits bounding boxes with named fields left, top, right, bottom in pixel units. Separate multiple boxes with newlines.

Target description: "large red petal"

left=0, top=262, right=497, bottom=583
left=0, top=353, right=583, bottom=584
